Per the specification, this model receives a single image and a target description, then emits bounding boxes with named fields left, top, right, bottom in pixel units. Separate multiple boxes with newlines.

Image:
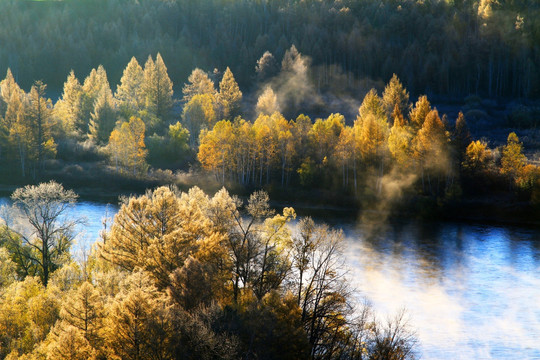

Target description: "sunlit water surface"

left=2, top=198, right=539, bottom=359
left=340, top=221, right=540, bottom=359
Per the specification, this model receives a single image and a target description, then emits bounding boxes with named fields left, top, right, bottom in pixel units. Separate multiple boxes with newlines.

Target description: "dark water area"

left=1, top=198, right=539, bottom=359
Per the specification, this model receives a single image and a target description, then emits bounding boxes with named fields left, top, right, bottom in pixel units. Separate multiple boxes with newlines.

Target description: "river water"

left=2, top=198, right=539, bottom=359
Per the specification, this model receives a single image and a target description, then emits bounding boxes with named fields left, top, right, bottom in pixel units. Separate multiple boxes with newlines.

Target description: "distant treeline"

left=0, top=0, right=539, bottom=99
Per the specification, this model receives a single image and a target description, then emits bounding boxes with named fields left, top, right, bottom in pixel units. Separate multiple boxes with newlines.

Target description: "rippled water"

left=2, top=198, right=539, bottom=359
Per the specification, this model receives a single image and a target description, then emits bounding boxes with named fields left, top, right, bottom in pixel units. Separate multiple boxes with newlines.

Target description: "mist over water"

left=341, top=221, right=540, bottom=359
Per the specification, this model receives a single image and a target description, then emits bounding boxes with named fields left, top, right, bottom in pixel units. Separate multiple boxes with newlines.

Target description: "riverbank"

left=2, top=168, right=539, bottom=229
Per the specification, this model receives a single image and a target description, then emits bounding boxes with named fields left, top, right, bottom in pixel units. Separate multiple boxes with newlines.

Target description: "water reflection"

left=341, top=220, right=540, bottom=359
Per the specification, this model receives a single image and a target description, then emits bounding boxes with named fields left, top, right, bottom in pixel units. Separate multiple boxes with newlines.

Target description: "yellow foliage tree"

left=108, top=116, right=147, bottom=175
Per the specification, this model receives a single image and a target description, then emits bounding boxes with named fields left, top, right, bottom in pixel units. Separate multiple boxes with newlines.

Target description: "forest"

left=1, top=0, right=539, bottom=358
left=1, top=0, right=539, bottom=100
left=0, top=48, right=537, bottom=220
left=0, top=181, right=417, bottom=359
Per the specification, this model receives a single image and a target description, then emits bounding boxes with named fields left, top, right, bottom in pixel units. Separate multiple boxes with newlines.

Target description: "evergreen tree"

left=142, top=53, right=173, bottom=126
left=0, top=69, right=20, bottom=117
left=256, top=51, right=278, bottom=82
left=500, top=132, right=526, bottom=183
left=358, top=89, right=385, bottom=121
left=27, top=81, right=56, bottom=175
left=88, top=89, right=117, bottom=145
left=382, top=74, right=409, bottom=120
left=218, top=67, right=242, bottom=119
left=80, top=65, right=112, bottom=135
left=115, top=56, right=144, bottom=113
left=453, top=111, right=472, bottom=163
left=409, top=95, right=431, bottom=130
left=54, top=70, right=83, bottom=135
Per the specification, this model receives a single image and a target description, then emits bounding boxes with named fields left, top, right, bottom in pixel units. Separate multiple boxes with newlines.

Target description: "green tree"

left=182, top=93, right=217, bottom=148
left=88, top=89, right=117, bottom=145
left=168, top=121, right=190, bottom=158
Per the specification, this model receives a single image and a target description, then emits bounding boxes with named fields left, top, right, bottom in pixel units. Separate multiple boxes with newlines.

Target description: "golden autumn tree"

left=231, top=117, right=255, bottom=185
left=182, top=68, right=216, bottom=104
left=198, top=120, right=234, bottom=183
left=500, top=132, right=527, bottom=185
left=102, top=270, right=172, bottom=360
left=108, top=116, right=147, bottom=174
left=310, top=113, right=345, bottom=169
left=253, top=113, right=279, bottom=185
left=274, top=113, right=295, bottom=186
left=409, top=95, right=431, bottom=130
left=358, top=89, right=386, bottom=121
left=218, top=67, right=242, bottom=119
left=81, top=65, right=112, bottom=135
left=335, top=126, right=356, bottom=189
left=413, top=109, right=451, bottom=193
left=256, top=86, right=280, bottom=116
left=26, top=81, right=57, bottom=176
left=100, top=186, right=227, bottom=291
left=115, top=56, right=145, bottom=114
left=382, top=74, right=410, bottom=120
left=142, top=53, right=174, bottom=127
left=388, top=107, right=414, bottom=169
left=53, top=70, right=83, bottom=135
left=463, top=140, right=492, bottom=172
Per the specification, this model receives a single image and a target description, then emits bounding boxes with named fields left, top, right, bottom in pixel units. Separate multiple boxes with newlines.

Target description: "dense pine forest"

left=1, top=0, right=539, bottom=99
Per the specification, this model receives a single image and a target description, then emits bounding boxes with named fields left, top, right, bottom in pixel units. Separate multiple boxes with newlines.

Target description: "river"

left=2, top=198, right=539, bottom=359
